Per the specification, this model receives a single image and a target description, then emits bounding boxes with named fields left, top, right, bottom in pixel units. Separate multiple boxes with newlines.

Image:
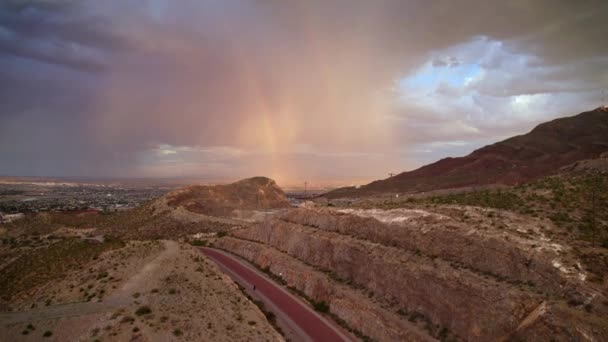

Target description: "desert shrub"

left=121, top=316, right=135, bottom=324
left=264, top=311, right=276, bottom=323
left=190, top=239, right=208, bottom=247
left=312, top=300, right=330, bottom=313
left=135, top=306, right=152, bottom=316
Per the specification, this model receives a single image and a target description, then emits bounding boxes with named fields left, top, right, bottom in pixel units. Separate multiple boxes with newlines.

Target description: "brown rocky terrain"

left=163, top=177, right=290, bottom=218
left=326, top=107, right=608, bottom=198
left=0, top=177, right=295, bottom=341
left=214, top=206, right=608, bottom=341
left=0, top=238, right=282, bottom=342
left=3, top=171, right=607, bottom=341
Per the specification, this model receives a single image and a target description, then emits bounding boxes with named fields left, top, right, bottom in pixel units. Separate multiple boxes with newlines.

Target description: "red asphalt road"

left=201, top=248, right=348, bottom=342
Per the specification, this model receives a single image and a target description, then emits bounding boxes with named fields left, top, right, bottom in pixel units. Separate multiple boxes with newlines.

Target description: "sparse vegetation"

left=426, top=189, right=524, bottom=211
left=407, top=172, right=608, bottom=246
left=0, top=237, right=124, bottom=300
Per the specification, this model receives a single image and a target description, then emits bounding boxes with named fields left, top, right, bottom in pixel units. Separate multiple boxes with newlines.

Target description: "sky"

left=1, top=0, right=607, bottom=186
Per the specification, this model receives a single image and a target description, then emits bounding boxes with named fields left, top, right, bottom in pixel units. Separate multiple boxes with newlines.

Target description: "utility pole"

left=304, top=181, right=308, bottom=208
left=388, top=173, right=394, bottom=178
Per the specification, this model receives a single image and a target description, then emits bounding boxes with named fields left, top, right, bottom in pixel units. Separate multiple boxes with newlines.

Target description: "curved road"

left=200, top=248, right=353, bottom=342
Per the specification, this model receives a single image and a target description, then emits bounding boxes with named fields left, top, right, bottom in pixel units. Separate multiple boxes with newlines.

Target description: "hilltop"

left=161, top=177, right=290, bottom=217
left=99, top=177, right=291, bottom=239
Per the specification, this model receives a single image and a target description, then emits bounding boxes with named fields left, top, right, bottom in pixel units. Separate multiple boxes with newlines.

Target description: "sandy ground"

left=0, top=241, right=283, bottom=342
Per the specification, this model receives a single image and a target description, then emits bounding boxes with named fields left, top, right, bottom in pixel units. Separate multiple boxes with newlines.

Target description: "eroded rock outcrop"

left=231, top=218, right=541, bottom=340
left=216, top=207, right=608, bottom=341
left=159, top=177, right=290, bottom=218
left=215, top=237, right=437, bottom=342
left=278, top=208, right=579, bottom=296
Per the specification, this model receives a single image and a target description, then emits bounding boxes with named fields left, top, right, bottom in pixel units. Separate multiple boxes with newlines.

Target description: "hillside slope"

left=327, top=107, right=608, bottom=198
left=216, top=206, right=608, bottom=341
left=161, top=177, right=290, bottom=217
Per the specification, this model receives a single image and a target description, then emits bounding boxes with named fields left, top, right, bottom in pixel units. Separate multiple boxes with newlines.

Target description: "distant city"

left=0, top=177, right=333, bottom=218
left=0, top=180, right=175, bottom=215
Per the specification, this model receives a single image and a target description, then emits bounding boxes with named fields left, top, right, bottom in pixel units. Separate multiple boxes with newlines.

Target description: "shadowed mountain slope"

left=327, top=107, right=608, bottom=198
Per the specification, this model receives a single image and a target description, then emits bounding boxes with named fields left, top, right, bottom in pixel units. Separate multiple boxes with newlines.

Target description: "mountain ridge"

left=326, top=107, right=608, bottom=198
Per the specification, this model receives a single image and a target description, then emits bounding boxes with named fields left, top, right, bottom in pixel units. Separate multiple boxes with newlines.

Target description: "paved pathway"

left=200, top=247, right=353, bottom=342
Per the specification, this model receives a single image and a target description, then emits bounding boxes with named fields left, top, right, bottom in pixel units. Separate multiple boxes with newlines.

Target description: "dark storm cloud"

left=0, top=0, right=131, bottom=72
left=0, top=0, right=75, bottom=13
left=1, top=0, right=607, bottom=182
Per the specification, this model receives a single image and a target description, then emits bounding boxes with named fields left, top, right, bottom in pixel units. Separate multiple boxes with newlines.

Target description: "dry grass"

left=0, top=237, right=124, bottom=301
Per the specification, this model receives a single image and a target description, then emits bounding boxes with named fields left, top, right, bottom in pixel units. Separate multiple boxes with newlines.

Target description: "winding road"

left=200, top=247, right=354, bottom=342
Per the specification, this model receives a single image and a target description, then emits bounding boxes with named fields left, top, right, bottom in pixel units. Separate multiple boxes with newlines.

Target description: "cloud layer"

left=1, top=0, right=607, bottom=185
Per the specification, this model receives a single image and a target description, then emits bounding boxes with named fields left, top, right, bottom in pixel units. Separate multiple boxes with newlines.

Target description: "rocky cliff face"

left=215, top=207, right=608, bottom=341
left=215, top=237, right=436, bottom=342
left=279, top=208, right=579, bottom=296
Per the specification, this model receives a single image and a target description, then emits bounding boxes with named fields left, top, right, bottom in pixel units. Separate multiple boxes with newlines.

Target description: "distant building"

left=0, top=213, right=25, bottom=224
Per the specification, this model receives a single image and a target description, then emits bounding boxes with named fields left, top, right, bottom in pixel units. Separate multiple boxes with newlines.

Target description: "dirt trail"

left=107, top=240, right=178, bottom=304
left=0, top=240, right=178, bottom=326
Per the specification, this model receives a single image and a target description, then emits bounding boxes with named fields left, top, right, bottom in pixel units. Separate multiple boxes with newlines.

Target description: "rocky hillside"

left=214, top=207, right=608, bottom=341
left=94, top=177, right=291, bottom=239
left=0, top=238, right=282, bottom=341
left=2, top=177, right=291, bottom=240
left=327, top=107, right=608, bottom=198
left=161, top=177, right=290, bottom=217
